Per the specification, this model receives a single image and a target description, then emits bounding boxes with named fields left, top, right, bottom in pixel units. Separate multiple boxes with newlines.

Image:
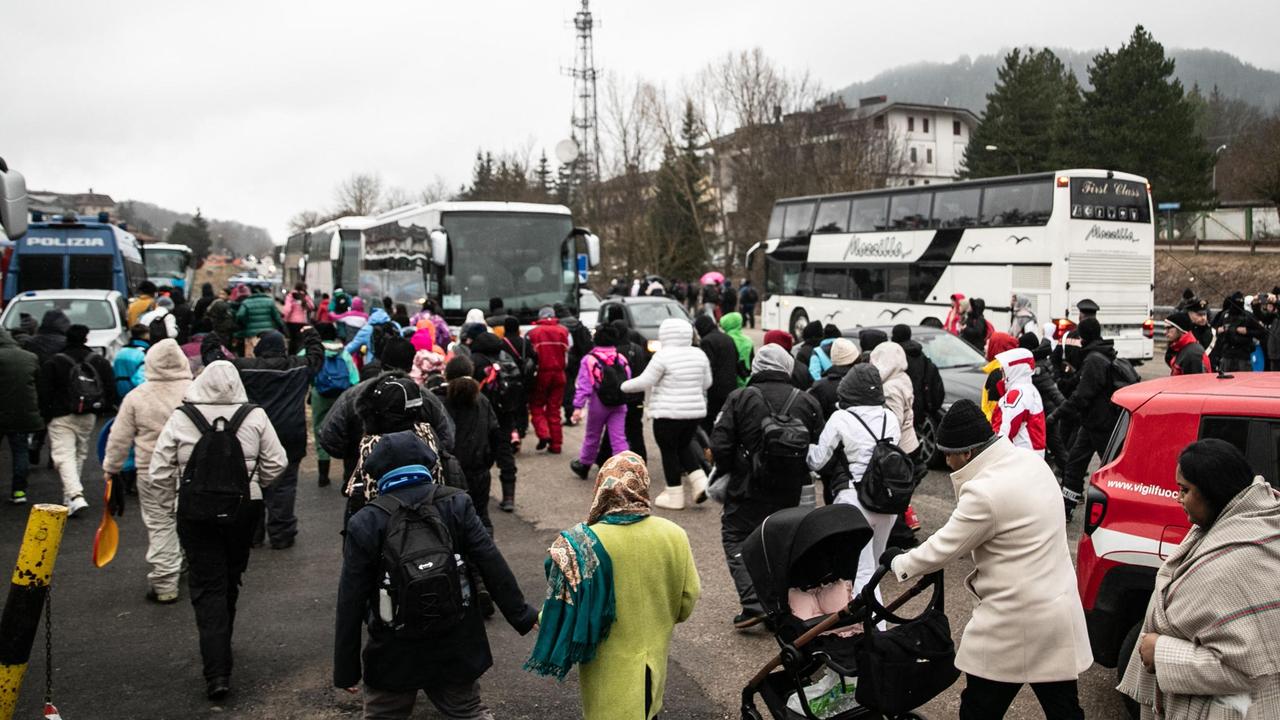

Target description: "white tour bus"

left=753, top=169, right=1155, bottom=361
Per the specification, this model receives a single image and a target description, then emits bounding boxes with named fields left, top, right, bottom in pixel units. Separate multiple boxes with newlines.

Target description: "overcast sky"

left=5, top=0, right=1278, bottom=242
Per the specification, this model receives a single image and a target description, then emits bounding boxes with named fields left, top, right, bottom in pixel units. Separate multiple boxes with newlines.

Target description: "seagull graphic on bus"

left=1006, top=234, right=1031, bottom=244
left=878, top=307, right=911, bottom=320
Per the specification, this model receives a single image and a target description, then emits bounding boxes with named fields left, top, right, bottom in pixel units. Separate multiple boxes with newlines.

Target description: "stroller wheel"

left=739, top=708, right=764, bottom=720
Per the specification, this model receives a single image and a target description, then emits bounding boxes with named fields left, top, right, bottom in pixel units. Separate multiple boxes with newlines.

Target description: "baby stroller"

left=739, top=504, right=958, bottom=720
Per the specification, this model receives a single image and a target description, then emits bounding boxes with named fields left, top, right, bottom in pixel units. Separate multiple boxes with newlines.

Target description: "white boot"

left=653, top=486, right=686, bottom=510
left=687, top=469, right=709, bottom=504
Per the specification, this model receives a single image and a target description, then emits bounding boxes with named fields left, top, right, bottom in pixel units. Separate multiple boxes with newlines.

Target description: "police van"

left=2, top=210, right=147, bottom=302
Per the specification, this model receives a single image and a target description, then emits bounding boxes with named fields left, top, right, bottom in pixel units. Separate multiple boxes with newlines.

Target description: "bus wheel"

left=789, top=309, right=809, bottom=340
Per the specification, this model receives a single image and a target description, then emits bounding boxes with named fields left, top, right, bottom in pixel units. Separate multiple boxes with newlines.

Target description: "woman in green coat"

left=719, top=311, right=754, bottom=387
left=527, top=452, right=700, bottom=719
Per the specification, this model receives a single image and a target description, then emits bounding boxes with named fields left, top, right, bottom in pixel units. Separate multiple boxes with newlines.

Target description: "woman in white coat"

left=619, top=318, right=712, bottom=509
left=870, top=341, right=919, bottom=455
left=151, top=360, right=287, bottom=701
left=885, top=399, right=1089, bottom=719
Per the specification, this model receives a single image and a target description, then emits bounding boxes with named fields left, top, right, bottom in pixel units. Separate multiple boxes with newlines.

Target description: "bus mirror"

left=585, top=233, right=600, bottom=267
left=0, top=159, right=28, bottom=241
left=429, top=229, right=449, bottom=266
left=330, top=234, right=341, bottom=261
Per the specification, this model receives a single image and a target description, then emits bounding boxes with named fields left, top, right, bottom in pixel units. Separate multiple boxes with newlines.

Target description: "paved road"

left=0, top=344, right=1169, bottom=718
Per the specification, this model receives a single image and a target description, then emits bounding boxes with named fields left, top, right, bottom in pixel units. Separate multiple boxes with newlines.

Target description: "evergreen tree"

left=463, top=151, right=495, bottom=199
left=1049, top=70, right=1088, bottom=168
left=534, top=152, right=553, bottom=200
left=169, top=209, right=212, bottom=260
left=962, top=48, right=1083, bottom=177
left=646, top=101, right=711, bottom=278
left=1080, top=25, right=1214, bottom=204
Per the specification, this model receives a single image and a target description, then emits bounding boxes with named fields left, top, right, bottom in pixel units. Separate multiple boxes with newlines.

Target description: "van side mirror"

left=0, top=158, right=28, bottom=241
left=429, top=229, right=448, bottom=267
left=585, top=232, right=600, bottom=267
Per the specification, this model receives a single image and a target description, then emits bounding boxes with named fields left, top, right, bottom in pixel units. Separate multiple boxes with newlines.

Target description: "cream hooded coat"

left=103, top=339, right=194, bottom=477
left=150, top=360, right=287, bottom=501
left=870, top=342, right=919, bottom=453
left=890, top=436, right=1091, bottom=683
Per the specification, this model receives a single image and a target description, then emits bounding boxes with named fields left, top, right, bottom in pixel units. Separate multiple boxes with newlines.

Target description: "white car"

left=579, top=288, right=602, bottom=331
left=1, top=289, right=130, bottom=362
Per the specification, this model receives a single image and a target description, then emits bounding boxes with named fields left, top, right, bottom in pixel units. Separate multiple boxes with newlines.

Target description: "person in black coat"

left=203, top=327, right=323, bottom=549
left=1213, top=292, right=1264, bottom=373
left=1022, top=333, right=1069, bottom=469
left=437, top=356, right=502, bottom=533
left=597, top=319, right=649, bottom=462
left=1048, top=318, right=1120, bottom=519
left=891, top=325, right=944, bottom=427
left=334, top=431, right=536, bottom=717
left=710, top=344, right=823, bottom=628
left=23, top=309, right=70, bottom=464
left=469, top=332, right=519, bottom=512
left=41, top=324, right=117, bottom=515
left=791, top=321, right=824, bottom=391
left=501, top=315, right=535, bottom=447
left=556, top=303, right=592, bottom=426
left=694, top=315, right=740, bottom=434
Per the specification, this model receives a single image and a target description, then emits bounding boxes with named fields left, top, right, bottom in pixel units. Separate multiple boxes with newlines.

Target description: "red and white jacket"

left=991, top=348, right=1046, bottom=457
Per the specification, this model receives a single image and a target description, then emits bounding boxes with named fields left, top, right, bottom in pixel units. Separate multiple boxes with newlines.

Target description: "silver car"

left=1, top=289, right=130, bottom=362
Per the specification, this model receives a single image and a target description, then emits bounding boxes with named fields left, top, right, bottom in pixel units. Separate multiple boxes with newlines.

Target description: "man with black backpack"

left=710, top=344, right=823, bottom=629
left=334, top=430, right=537, bottom=719
left=1048, top=317, right=1137, bottom=521
left=204, top=327, right=324, bottom=548
left=469, top=331, right=521, bottom=511
left=43, top=324, right=116, bottom=516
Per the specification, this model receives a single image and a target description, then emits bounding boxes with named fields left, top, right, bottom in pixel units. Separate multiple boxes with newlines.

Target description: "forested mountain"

left=115, top=200, right=273, bottom=256
left=835, top=48, right=1280, bottom=113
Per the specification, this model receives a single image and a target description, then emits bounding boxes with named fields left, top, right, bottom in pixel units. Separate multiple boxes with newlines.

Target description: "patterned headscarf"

left=586, top=451, right=652, bottom=525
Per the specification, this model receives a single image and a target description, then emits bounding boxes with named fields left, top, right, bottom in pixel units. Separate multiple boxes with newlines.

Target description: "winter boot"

left=569, top=459, right=590, bottom=480
left=654, top=486, right=685, bottom=510
left=687, top=469, right=709, bottom=504
left=317, top=460, right=331, bottom=488
left=499, top=480, right=515, bottom=513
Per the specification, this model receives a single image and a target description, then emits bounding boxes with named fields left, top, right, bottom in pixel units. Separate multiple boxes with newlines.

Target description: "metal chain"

left=44, top=586, right=53, bottom=705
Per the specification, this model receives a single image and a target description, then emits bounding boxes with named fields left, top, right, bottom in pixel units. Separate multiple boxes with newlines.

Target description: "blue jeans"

left=6, top=433, right=30, bottom=495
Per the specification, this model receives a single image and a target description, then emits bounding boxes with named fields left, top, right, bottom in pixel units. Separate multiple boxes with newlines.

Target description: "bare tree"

left=420, top=176, right=454, bottom=204
left=1232, top=112, right=1280, bottom=214
left=334, top=172, right=383, bottom=216
left=288, top=209, right=325, bottom=235
left=378, top=185, right=415, bottom=213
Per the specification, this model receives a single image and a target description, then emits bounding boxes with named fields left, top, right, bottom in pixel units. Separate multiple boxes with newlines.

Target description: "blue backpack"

left=315, top=353, right=353, bottom=398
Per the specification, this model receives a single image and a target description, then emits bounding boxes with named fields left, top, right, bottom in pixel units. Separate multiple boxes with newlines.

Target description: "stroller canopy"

left=742, top=504, right=873, bottom=618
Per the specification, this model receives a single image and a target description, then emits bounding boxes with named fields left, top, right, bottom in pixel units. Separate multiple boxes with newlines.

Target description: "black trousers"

left=702, top=389, right=730, bottom=435
left=652, top=418, right=702, bottom=487
left=1061, top=428, right=1109, bottom=505
left=178, top=500, right=261, bottom=682
left=258, top=461, right=299, bottom=545
left=722, top=502, right=777, bottom=614
left=466, top=469, right=492, bottom=534
left=596, top=403, right=647, bottom=464
left=493, top=412, right=517, bottom=498
left=959, top=674, right=1083, bottom=720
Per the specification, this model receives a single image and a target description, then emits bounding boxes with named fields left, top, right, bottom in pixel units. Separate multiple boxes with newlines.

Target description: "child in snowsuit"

left=439, top=356, right=501, bottom=533
left=568, top=324, right=631, bottom=479
left=990, top=347, right=1046, bottom=457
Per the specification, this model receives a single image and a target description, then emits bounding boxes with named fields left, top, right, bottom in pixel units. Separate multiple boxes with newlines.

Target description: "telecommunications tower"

left=566, top=0, right=601, bottom=188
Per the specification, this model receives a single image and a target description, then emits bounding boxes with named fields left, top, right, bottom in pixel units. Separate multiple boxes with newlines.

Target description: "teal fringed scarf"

left=524, top=514, right=643, bottom=679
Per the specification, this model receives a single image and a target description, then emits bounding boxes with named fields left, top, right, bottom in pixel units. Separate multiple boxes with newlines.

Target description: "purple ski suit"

left=573, top=346, right=631, bottom=465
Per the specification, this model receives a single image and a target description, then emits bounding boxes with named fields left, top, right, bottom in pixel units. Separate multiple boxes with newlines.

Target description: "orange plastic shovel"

left=92, top=478, right=118, bottom=568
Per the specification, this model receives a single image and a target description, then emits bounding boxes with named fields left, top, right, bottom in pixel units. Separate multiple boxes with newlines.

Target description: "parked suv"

left=1077, top=372, right=1280, bottom=709
left=1, top=289, right=130, bottom=361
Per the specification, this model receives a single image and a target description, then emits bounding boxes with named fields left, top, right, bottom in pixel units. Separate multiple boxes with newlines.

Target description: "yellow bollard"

left=0, top=504, right=68, bottom=720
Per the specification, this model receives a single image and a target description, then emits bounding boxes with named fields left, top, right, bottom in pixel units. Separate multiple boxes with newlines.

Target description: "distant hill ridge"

left=835, top=48, right=1280, bottom=115
left=116, top=199, right=273, bottom=257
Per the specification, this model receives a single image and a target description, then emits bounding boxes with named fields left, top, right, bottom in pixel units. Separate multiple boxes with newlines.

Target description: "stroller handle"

left=744, top=563, right=940, bottom=690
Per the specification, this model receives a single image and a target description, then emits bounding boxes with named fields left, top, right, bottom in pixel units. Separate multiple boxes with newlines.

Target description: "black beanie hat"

left=65, top=324, right=90, bottom=346
left=1019, top=332, right=1040, bottom=351
left=891, top=324, right=911, bottom=343
left=593, top=323, right=618, bottom=347
left=381, top=336, right=416, bottom=371
left=361, top=376, right=423, bottom=434
left=1164, top=312, right=1192, bottom=334
left=859, top=328, right=888, bottom=354
left=801, top=322, right=823, bottom=342
left=1077, top=317, right=1102, bottom=344
left=823, top=323, right=842, bottom=340
left=316, top=322, right=338, bottom=342
left=936, top=399, right=995, bottom=454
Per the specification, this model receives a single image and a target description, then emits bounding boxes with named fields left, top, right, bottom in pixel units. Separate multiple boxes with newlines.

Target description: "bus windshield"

left=145, top=249, right=190, bottom=278
left=442, top=212, right=574, bottom=312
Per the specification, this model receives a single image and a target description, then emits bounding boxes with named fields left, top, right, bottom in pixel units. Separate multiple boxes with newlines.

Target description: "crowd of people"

left=3, top=276, right=1278, bottom=719
left=605, top=275, right=760, bottom=327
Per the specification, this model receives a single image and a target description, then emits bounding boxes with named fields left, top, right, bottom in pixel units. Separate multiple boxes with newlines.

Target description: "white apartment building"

left=857, top=96, right=979, bottom=186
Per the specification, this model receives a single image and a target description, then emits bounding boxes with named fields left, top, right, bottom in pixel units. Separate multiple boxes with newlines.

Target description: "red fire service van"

left=1077, top=372, right=1280, bottom=705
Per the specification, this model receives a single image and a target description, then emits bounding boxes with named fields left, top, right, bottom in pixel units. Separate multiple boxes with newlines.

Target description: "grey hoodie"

left=149, top=360, right=287, bottom=501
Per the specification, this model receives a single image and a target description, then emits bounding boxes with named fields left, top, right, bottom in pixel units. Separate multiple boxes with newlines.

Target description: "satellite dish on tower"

left=555, top=138, right=580, bottom=164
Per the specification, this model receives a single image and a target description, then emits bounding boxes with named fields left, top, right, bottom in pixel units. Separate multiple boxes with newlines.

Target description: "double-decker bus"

left=753, top=169, right=1155, bottom=361
left=143, top=242, right=194, bottom=293
left=292, top=201, right=600, bottom=325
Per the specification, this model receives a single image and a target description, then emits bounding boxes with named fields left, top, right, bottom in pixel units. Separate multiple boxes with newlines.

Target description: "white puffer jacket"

left=620, top=318, right=712, bottom=420
left=871, top=342, right=920, bottom=453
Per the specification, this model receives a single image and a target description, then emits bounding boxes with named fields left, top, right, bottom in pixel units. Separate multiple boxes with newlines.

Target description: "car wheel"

left=918, top=413, right=943, bottom=469
left=789, top=309, right=809, bottom=341
left=1116, top=623, right=1141, bottom=719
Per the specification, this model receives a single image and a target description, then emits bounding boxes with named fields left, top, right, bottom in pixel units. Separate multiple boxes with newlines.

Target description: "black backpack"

left=848, top=410, right=916, bottom=514
left=593, top=351, right=629, bottom=407
left=1109, top=356, right=1140, bottom=394
left=496, top=348, right=525, bottom=392
left=370, top=321, right=400, bottom=359
left=370, top=486, right=468, bottom=639
left=59, top=353, right=106, bottom=414
left=480, top=361, right=514, bottom=414
left=176, top=404, right=257, bottom=524
left=748, top=387, right=811, bottom=488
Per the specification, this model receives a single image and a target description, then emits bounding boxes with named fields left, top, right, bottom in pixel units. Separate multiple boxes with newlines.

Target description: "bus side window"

left=813, top=199, right=851, bottom=234
left=850, top=196, right=888, bottom=232
left=931, top=188, right=981, bottom=229
left=766, top=206, right=785, bottom=239
left=782, top=202, right=816, bottom=238
left=849, top=267, right=886, bottom=300
left=888, top=192, right=933, bottom=230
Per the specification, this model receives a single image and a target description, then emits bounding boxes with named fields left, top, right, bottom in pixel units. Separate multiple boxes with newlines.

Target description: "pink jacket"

left=283, top=292, right=314, bottom=324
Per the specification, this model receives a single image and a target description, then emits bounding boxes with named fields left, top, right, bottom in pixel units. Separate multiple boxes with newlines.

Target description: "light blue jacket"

left=808, top=338, right=836, bottom=381
left=344, top=308, right=400, bottom=363
left=113, top=341, right=149, bottom=397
